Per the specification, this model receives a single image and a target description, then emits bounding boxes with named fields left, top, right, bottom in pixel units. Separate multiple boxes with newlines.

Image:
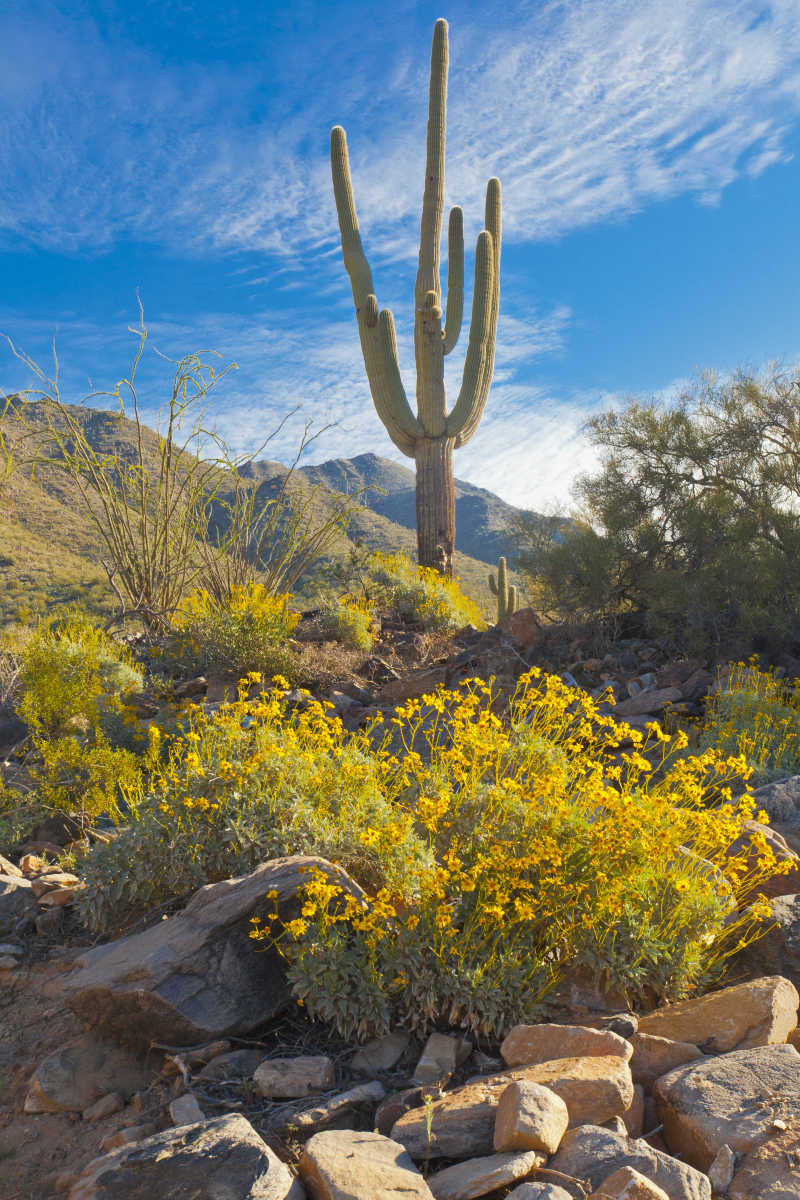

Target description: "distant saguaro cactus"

left=330, top=18, right=501, bottom=579
left=489, top=556, right=518, bottom=622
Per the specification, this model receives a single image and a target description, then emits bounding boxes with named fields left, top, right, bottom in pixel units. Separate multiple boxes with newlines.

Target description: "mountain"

left=0, top=400, right=531, bottom=624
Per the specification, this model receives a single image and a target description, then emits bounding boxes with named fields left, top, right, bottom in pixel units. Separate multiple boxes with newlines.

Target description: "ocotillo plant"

left=489, top=555, right=518, bottom=622
left=330, top=18, right=500, bottom=579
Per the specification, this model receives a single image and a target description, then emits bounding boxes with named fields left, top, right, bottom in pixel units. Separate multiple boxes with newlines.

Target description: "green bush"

left=700, top=661, right=800, bottom=789
left=366, top=551, right=485, bottom=633
left=319, top=597, right=376, bottom=651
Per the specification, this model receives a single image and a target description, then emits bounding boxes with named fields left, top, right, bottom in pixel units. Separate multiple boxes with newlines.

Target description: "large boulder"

left=298, top=1130, right=434, bottom=1199
left=549, top=1126, right=711, bottom=1200
left=67, top=1115, right=303, bottom=1199
left=653, top=1042, right=800, bottom=1170
left=636, top=976, right=798, bottom=1052
left=59, top=857, right=359, bottom=1047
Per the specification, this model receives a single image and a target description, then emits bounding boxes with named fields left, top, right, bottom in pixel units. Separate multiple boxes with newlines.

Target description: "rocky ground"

left=5, top=610, right=800, bottom=1197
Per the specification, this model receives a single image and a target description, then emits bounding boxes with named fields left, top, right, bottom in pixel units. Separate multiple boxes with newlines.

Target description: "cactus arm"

left=451, top=177, right=502, bottom=448
left=414, top=18, right=448, bottom=309
left=442, top=206, right=464, bottom=354
left=445, top=229, right=494, bottom=439
left=330, top=125, right=421, bottom=455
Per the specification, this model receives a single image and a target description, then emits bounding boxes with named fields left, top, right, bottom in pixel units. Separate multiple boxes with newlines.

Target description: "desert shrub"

left=319, top=597, right=376, bottom=651
left=700, top=661, right=800, bottom=788
left=159, top=584, right=300, bottom=681
left=366, top=551, right=485, bottom=633
left=74, top=677, right=431, bottom=934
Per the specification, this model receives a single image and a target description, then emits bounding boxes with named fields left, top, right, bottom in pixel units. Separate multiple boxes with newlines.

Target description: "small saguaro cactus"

left=489, top=556, right=518, bottom=622
left=330, top=18, right=501, bottom=579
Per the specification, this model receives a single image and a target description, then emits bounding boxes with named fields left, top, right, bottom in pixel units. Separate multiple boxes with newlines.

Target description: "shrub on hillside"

left=700, top=661, right=800, bottom=788
left=75, top=667, right=779, bottom=1035
left=366, top=551, right=485, bottom=633
left=159, top=583, right=300, bottom=681
left=319, top=596, right=376, bottom=651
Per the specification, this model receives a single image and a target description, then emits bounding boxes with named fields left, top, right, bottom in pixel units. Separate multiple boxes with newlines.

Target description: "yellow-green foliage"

left=8, top=615, right=145, bottom=822
left=367, top=551, right=485, bottom=633
left=700, top=661, right=800, bottom=788
left=76, top=666, right=780, bottom=1035
left=161, top=583, right=301, bottom=680
left=320, top=597, right=376, bottom=652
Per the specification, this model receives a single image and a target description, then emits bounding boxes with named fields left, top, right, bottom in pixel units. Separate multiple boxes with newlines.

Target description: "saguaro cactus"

left=330, top=18, right=501, bottom=579
left=489, top=556, right=518, bottom=621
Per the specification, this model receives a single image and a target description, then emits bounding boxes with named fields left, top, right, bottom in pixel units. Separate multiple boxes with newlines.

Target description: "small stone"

left=25, top=1034, right=151, bottom=1114
left=0, top=942, right=23, bottom=957
left=254, top=1054, right=335, bottom=1099
left=299, top=1129, right=434, bottom=1199
left=629, top=1033, right=703, bottom=1087
left=414, top=1033, right=472, bottom=1083
left=493, top=1081, right=569, bottom=1154
left=38, top=887, right=79, bottom=907
left=31, top=872, right=81, bottom=898
left=196, top=1048, right=264, bottom=1081
left=707, top=1144, right=736, bottom=1193
left=290, top=1080, right=386, bottom=1132
left=169, top=1093, right=205, bottom=1125
left=82, top=1092, right=124, bottom=1122
left=0, top=954, right=19, bottom=969
left=35, top=907, right=64, bottom=936
left=428, top=1151, right=544, bottom=1199
left=637, top=976, right=799, bottom=1053
left=0, top=854, right=22, bottom=877
left=501, top=1023, right=633, bottom=1068
left=506, top=1186, right=573, bottom=1200
left=101, top=1123, right=156, bottom=1151
left=351, top=1032, right=409, bottom=1076
left=590, top=1165, right=670, bottom=1199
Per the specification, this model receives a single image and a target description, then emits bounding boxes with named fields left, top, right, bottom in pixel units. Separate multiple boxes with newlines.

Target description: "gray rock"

left=549, top=1125, right=711, bottom=1200
left=749, top=776, right=800, bottom=825
left=733, top=894, right=800, bottom=985
left=351, top=1032, right=410, bottom=1076
left=0, top=873, right=35, bottom=934
left=24, top=1033, right=151, bottom=1114
left=67, top=1114, right=303, bottom=1199
left=59, top=856, right=360, bottom=1047
left=196, top=1049, right=266, bottom=1081
left=654, top=1043, right=800, bottom=1171
left=506, top=1186, right=573, bottom=1200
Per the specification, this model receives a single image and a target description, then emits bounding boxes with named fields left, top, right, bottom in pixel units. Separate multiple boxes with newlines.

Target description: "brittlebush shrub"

left=320, top=597, right=376, bottom=652
left=700, top=661, right=800, bottom=788
left=76, top=668, right=782, bottom=1034
left=159, top=584, right=300, bottom=680
left=366, top=551, right=485, bottom=633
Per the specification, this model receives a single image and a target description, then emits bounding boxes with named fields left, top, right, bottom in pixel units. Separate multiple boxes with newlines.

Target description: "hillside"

left=0, top=400, right=531, bottom=623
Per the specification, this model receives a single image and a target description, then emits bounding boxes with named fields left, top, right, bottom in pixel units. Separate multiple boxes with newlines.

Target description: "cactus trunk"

left=415, top=437, right=456, bottom=577
left=331, top=20, right=501, bottom=579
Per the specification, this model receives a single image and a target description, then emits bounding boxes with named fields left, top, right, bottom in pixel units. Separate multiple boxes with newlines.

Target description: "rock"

left=380, top=667, right=448, bottom=702
left=414, top=1033, right=473, bottom=1083
left=0, top=941, right=23, bottom=957
left=24, top=1034, right=151, bottom=1114
left=0, top=873, right=35, bottom=933
left=725, top=822, right=800, bottom=899
left=31, top=872, right=81, bottom=898
left=82, top=1092, right=124, bottom=1122
left=749, top=776, right=800, bottom=825
left=427, top=1151, right=544, bottom=1200
left=734, top=894, right=800, bottom=985
left=0, top=853, right=22, bottom=877
left=493, top=1080, right=569, bottom=1154
left=351, top=1032, right=409, bottom=1076
left=254, top=1056, right=335, bottom=1099
left=613, top=688, right=683, bottom=718
left=391, top=1057, right=634, bottom=1159
left=69, top=1114, right=302, bottom=1199
left=290, top=1081, right=386, bottom=1133
left=175, top=675, right=207, bottom=698
left=729, top=1127, right=800, bottom=1198
left=60, top=856, right=360, bottom=1047
left=169, top=1093, right=206, bottom=1124
left=38, top=886, right=80, bottom=907
left=623, top=1085, right=645, bottom=1138
left=196, top=1048, right=265, bottom=1081
left=629, top=1034, right=703, bottom=1088
left=506, top=1186, right=573, bottom=1200
left=101, top=1124, right=157, bottom=1151
left=35, top=907, right=64, bottom=936
left=550, top=1126, right=711, bottom=1200
left=497, top=608, right=542, bottom=654
left=501, top=1023, right=633, bottom=1068
left=375, top=1086, right=440, bottom=1136
left=298, top=1129, right=433, bottom=1199
left=590, top=1166, right=669, bottom=1199
left=637, top=976, right=799, bottom=1052
left=653, top=1042, right=800, bottom=1170
left=707, top=1145, right=736, bottom=1194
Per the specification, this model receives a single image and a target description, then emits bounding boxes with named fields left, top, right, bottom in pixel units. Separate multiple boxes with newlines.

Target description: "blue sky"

left=3, top=0, right=800, bottom=511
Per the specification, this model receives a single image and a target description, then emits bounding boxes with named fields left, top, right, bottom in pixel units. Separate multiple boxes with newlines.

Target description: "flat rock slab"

left=637, top=976, right=798, bottom=1052
left=729, top=1127, right=800, bottom=1198
left=24, top=1033, right=151, bottom=1114
left=590, top=1165, right=669, bottom=1198
left=254, top=1056, right=335, bottom=1098
left=298, top=1130, right=434, bottom=1199
left=59, top=856, right=357, bottom=1047
left=427, top=1151, right=544, bottom=1200
left=654, top=1042, right=800, bottom=1170
left=67, top=1114, right=303, bottom=1199
left=500, top=1023, right=633, bottom=1068
left=549, top=1125, right=711, bottom=1200
left=391, top=1057, right=633, bottom=1159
